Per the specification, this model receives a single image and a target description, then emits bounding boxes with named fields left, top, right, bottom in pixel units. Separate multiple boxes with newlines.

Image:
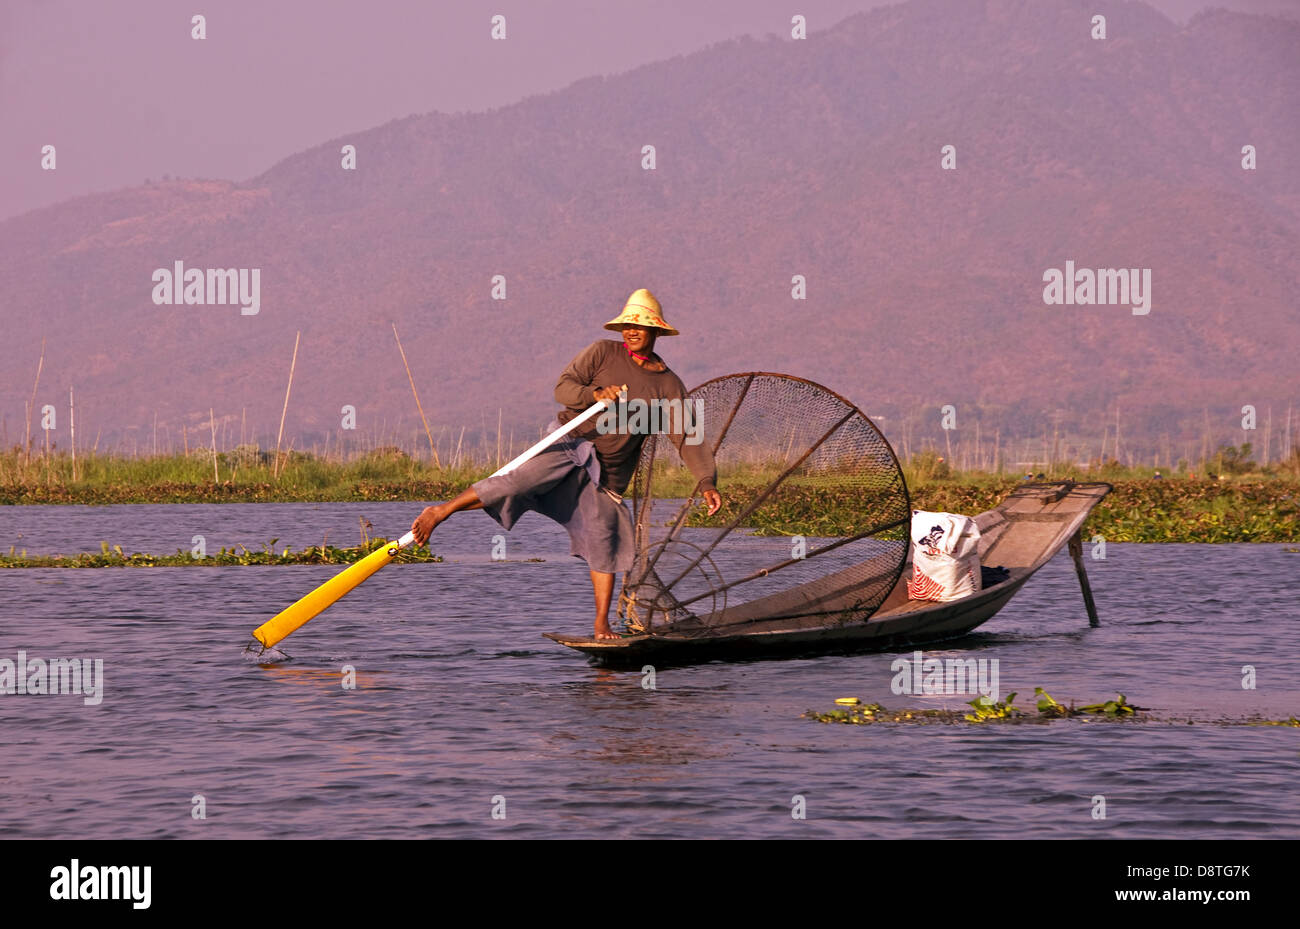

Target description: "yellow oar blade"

left=251, top=540, right=401, bottom=649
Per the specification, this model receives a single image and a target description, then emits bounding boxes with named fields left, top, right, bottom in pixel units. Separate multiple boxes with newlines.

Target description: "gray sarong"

left=471, top=420, right=635, bottom=574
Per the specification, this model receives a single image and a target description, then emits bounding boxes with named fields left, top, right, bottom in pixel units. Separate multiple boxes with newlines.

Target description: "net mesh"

left=620, top=373, right=911, bottom=637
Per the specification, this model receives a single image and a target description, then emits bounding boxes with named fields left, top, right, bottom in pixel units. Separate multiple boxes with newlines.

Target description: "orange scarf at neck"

left=625, top=343, right=654, bottom=364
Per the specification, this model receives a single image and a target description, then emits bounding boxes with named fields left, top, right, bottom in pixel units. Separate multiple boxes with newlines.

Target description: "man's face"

left=622, top=324, right=657, bottom=355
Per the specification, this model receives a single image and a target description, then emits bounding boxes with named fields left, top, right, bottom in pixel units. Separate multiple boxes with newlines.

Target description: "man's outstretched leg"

left=411, top=487, right=485, bottom=546
left=591, top=570, right=617, bottom=640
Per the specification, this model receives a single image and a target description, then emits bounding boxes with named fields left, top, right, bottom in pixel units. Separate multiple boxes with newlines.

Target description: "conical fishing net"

left=620, top=373, right=911, bottom=637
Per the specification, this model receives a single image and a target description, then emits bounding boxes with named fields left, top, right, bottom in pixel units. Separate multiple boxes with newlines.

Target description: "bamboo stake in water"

left=1115, top=404, right=1121, bottom=468
left=1264, top=406, right=1272, bottom=465
left=392, top=323, right=441, bottom=467
left=274, top=331, right=301, bottom=478
left=1286, top=404, right=1293, bottom=463
left=209, top=408, right=219, bottom=483
left=69, top=386, right=77, bottom=482
left=25, top=337, right=45, bottom=468
left=1201, top=407, right=1209, bottom=471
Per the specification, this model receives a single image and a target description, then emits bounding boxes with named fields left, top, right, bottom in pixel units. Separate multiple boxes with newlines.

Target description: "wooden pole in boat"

left=1067, top=530, right=1099, bottom=627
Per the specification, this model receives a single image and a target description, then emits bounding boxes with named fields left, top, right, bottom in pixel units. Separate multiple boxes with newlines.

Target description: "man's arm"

left=670, top=429, right=717, bottom=494
left=665, top=385, right=721, bottom=514
left=554, top=341, right=609, bottom=411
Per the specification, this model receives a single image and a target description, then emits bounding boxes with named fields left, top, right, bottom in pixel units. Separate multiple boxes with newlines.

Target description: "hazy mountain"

left=3, top=0, right=1297, bottom=465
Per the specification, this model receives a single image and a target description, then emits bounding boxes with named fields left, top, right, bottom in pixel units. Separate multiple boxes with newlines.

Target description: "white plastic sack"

left=907, top=510, right=982, bottom=602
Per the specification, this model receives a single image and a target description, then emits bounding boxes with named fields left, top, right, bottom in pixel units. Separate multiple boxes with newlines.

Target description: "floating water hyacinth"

left=803, top=703, right=963, bottom=725
left=1036, top=688, right=1149, bottom=717
left=1246, top=717, right=1300, bottom=727
left=806, top=689, right=1154, bottom=725
left=964, top=692, right=1020, bottom=722
left=1035, top=686, right=1070, bottom=717
left=1077, top=694, right=1146, bottom=716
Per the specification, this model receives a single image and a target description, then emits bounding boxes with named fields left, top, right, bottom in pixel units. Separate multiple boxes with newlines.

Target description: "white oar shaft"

left=395, top=392, right=620, bottom=551
left=490, top=397, right=611, bottom=478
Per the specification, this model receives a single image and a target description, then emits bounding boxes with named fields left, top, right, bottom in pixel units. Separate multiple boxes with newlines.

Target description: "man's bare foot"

left=594, top=619, right=619, bottom=640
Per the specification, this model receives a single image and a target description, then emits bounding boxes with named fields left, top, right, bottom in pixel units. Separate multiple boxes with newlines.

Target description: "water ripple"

left=0, top=506, right=1296, bottom=837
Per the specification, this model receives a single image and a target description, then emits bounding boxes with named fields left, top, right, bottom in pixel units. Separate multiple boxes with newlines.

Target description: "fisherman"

left=410, top=289, right=722, bottom=639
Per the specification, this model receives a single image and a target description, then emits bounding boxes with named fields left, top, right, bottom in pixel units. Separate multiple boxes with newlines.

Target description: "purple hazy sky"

left=1, top=0, right=1291, bottom=222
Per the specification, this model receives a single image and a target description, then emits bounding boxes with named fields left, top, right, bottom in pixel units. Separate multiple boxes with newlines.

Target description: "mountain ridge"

left=2, top=0, right=1296, bottom=462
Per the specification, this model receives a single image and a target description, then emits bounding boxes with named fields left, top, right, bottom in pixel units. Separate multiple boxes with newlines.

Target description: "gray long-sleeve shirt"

left=554, top=339, right=717, bottom=496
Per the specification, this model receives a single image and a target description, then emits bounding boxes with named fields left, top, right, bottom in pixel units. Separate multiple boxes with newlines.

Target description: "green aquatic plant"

left=802, top=703, right=964, bottom=725
left=964, top=692, right=1020, bottom=722
left=805, top=702, right=885, bottom=724
left=1033, top=688, right=1146, bottom=717
left=802, top=693, right=1300, bottom=729
left=663, top=474, right=1300, bottom=543
left=1244, top=716, right=1300, bottom=727
left=805, top=688, right=1156, bottom=726
left=1034, top=687, right=1072, bottom=717
left=2, top=462, right=1297, bottom=541
left=1077, top=693, right=1146, bottom=716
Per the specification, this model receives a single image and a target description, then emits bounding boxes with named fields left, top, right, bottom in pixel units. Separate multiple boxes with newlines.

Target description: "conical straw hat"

left=603, top=288, right=679, bottom=336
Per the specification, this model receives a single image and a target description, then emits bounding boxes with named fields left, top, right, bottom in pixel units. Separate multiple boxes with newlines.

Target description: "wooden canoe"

left=543, top=481, right=1111, bottom=666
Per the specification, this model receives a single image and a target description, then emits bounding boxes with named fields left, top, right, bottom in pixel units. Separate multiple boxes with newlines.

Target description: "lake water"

left=1, top=502, right=1297, bottom=838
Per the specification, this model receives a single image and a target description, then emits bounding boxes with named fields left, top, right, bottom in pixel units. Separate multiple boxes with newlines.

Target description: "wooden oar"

left=248, top=390, right=624, bottom=651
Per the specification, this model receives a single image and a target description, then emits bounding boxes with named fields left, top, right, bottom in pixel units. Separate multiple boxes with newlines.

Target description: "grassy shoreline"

left=1, top=538, right=443, bottom=569
left=3, top=449, right=1297, bottom=543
